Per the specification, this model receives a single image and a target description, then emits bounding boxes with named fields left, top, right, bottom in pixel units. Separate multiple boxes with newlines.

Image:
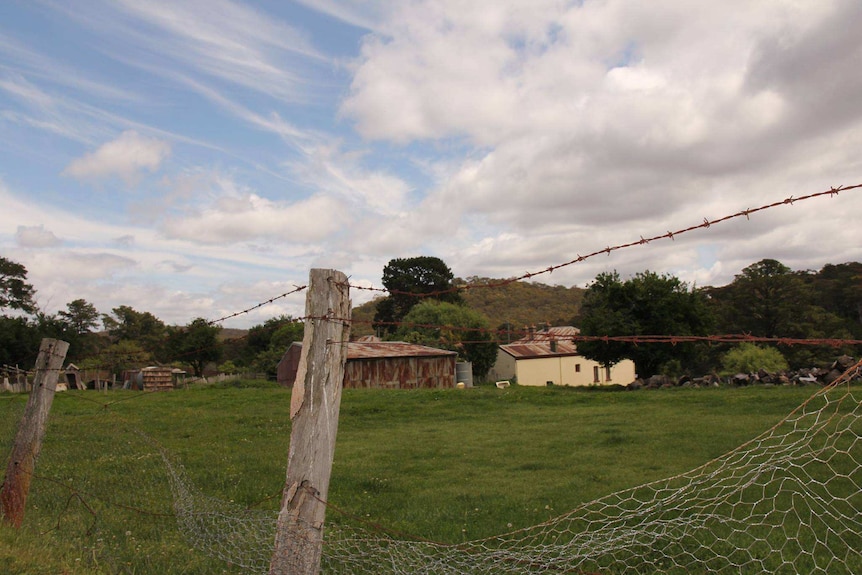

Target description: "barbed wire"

left=342, top=183, right=861, bottom=298
left=206, top=285, right=307, bottom=326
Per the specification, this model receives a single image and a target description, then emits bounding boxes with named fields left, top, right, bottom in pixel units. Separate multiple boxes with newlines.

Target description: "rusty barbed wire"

left=206, top=284, right=307, bottom=325
left=342, top=183, right=862, bottom=298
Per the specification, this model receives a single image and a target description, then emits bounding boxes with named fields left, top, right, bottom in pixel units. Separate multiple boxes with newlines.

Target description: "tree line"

left=2, top=254, right=860, bottom=384
left=0, top=255, right=302, bottom=379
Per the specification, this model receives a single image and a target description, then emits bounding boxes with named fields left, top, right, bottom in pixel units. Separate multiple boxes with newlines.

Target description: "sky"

left=1, top=0, right=861, bottom=329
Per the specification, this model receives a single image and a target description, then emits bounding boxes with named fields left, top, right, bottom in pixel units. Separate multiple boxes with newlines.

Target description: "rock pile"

left=628, top=355, right=861, bottom=390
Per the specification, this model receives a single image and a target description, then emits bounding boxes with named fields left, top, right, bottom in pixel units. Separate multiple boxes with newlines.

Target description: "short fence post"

left=1, top=338, right=70, bottom=527
left=269, top=269, right=351, bottom=575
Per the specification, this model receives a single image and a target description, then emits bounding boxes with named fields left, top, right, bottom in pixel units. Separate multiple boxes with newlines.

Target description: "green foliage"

left=373, top=256, right=463, bottom=334
left=721, top=343, right=789, bottom=375
left=102, top=305, right=168, bottom=360
left=58, top=298, right=100, bottom=335
left=218, top=360, right=239, bottom=374
left=169, top=318, right=223, bottom=377
left=395, top=300, right=498, bottom=380
left=98, top=340, right=151, bottom=376
left=0, top=315, right=40, bottom=365
left=707, top=259, right=859, bottom=367
left=577, top=271, right=713, bottom=378
left=235, top=315, right=304, bottom=378
left=0, top=255, right=36, bottom=314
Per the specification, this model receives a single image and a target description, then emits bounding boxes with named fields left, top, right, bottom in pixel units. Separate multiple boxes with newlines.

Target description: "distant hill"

left=218, top=327, right=248, bottom=341
left=350, top=278, right=585, bottom=338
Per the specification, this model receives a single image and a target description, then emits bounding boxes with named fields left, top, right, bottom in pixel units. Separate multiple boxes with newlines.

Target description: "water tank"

left=455, top=361, right=473, bottom=388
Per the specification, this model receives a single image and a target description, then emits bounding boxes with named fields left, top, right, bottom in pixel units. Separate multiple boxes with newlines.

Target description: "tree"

left=59, top=299, right=100, bottom=335
left=0, top=256, right=36, bottom=314
left=577, top=271, right=713, bottom=378
left=707, top=259, right=806, bottom=337
left=0, top=316, right=40, bottom=366
left=102, top=305, right=167, bottom=359
left=395, top=300, right=498, bottom=381
left=373, top=256, right=463, bottom=334
left=706, top=259, right=855, bottom=367
left=169, top=318, right=223, bottom=377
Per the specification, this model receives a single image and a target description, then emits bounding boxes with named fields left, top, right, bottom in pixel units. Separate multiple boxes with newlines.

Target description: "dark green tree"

left=250, top=319, right=305, bottom=378
left=59, top=299, right=100, bottom=335
left=0, top=316, right=40, bottom=365
left=395, top=300, right=498, bottom=381
left=102, top=305, right=167, bottom=359
left=0, top=256, right=37, bottom=314
left=373, top=256, right=463, bottom=334
left=169, top=318, right=223, bottom=377
left=707, top=259, right=805, bottom=337
left=706, top=259, right=855, bottom=367
left=577, top=271, right=713, bottom=378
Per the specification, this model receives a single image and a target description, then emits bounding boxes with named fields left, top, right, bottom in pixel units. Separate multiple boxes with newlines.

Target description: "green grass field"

left=0, top=383, right=846, bottom=573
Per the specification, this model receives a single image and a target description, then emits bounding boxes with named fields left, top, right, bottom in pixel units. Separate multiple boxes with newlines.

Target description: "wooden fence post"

left=1, top=338, right=69, bottom=528
left=269, top=269, right=351, bottom=575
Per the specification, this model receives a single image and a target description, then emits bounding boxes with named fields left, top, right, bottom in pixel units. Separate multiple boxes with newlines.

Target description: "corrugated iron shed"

left=277, top=341, right=457, bottom=389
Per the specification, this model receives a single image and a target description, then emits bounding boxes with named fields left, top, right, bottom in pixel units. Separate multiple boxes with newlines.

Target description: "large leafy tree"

left=0, top=256, right=37, bottom=314
left=373, top=256, right=463, bottom=334
left=394, top=300, right=498, bottom=381
left=708, top=259, right=806, bottom=337
left=577, top=271, right=713, bottom=378
left=169, top=318, right=223, bottom=377
left=102, top=305, right=167, bottom=359
left=707, top=259, right=856, bottom=366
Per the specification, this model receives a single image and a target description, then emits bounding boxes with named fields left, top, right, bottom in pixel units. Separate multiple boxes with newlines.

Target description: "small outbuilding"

left=278, top=340, right=458, bottom=389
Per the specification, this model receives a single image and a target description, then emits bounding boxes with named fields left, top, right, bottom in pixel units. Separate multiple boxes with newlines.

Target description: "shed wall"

left=344, top=356, right=456, bottom=389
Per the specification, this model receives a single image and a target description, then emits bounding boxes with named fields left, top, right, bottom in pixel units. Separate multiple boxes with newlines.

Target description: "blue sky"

left=2, top=0, right=861, bottom=328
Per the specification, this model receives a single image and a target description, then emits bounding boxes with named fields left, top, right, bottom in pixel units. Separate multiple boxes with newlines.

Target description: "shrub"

left=721, top=343, right=789, bottom=375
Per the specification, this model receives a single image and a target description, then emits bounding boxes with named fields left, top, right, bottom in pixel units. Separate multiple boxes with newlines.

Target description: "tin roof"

left=501, top=341, right=580, bottom=359
left=515, top=325, right=581, bottom=343
left=347, top=341, right=457, bottom=360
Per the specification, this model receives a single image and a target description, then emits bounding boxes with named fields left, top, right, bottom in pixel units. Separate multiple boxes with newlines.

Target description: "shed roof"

left=347, top=341, right=458, bottom=360
left=284, top=341, right=457, bottom=361
left=500, top=341, right=580, bottom=359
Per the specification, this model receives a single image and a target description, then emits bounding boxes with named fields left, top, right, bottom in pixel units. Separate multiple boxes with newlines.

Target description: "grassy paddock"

left=0, top=383, right=830, bottom=573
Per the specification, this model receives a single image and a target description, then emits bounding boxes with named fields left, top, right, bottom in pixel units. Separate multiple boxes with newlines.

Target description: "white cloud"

left=62, top=130, right=171, bottom=181
left=15, top=225, right=62, bottom=248
left=160, top=192, right=349, bottom=244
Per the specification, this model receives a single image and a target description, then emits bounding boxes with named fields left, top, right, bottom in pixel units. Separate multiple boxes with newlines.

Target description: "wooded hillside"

left=351, top=278, right=585, bottom=337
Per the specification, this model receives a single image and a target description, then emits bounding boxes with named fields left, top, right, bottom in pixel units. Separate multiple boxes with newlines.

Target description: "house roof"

left=500, top=341, right=580, bottom=359
left=514, top=325, right=581, bottom=343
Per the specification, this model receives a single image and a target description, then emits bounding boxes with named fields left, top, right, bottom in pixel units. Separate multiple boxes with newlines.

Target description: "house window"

left=593, top=366, right=600, bottom=383
left=575, top=364, right=581, bottom=373
left=605, top=366, right=612, bottom=382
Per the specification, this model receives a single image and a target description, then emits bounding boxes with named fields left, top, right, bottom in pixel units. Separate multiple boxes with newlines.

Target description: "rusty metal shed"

left=278, top=341, right=457, bottom=389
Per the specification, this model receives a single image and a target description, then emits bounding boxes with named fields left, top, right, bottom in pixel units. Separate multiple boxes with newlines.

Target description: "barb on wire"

left=339, top=183, right=862, bottom=298
left=207, top=285, right=307, bottom=325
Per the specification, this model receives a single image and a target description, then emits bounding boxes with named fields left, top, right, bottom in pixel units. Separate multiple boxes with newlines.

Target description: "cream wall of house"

left=515, top=356, right=636, bottom=387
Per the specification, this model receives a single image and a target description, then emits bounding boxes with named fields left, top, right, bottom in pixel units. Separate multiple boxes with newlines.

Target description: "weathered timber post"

left=1, top=338, right=69, bottom=527
left=269, top=269, right=350, bottom=575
